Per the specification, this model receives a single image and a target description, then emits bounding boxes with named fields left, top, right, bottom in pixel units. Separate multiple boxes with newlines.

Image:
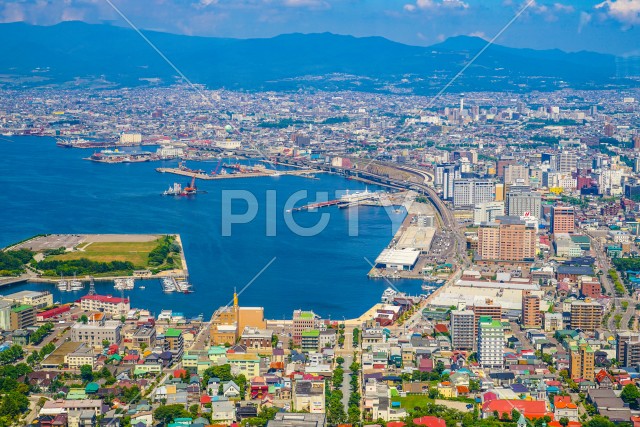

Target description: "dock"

left=156, top=167, right=326, bottom=180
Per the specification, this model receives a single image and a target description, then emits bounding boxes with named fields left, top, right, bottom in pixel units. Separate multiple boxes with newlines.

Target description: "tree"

left=154, top=405, right=189, bottom=426
left=584, top=416, right=616, bottom=427
left=271, top=334, right=278, bottom=348
left=188, top=404, right=199, bottom=418
left=336, top=356, right=345, bottom=365
left=560, top=417, right=570, bottom=427
left=621, top=384, right=640, bottom=409
left=0, top=391, right=29, bottom=418
left=79, top=314, right=88, bottom=324
left=80, top=364, right=93, bottom=382
left=102, top=339, right=110, bottom=348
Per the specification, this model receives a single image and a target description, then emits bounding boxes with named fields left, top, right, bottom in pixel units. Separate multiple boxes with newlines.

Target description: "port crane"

left=183, top=175, right=197, bottom=194
left=211, top=158, right=223, bottom=175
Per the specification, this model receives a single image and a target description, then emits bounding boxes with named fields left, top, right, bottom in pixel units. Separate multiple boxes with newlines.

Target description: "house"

left=210, top=400, right=235, bottom=425
left=437, top=382, right=457, bottom=398
left=482, top=399, right=550, bottom=420
left=414, top=416, right=446, bottom=427
left=222, top=381, right=241, bottom=398
left=554, top=396, right=579, bottom=422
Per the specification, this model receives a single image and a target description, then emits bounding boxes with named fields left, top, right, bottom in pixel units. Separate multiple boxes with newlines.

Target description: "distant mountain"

left=0, top=22, right=634, bottom=93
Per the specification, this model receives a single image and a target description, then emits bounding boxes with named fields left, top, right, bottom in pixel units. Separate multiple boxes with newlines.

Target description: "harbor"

left=156, top=166, right=326, bottom=180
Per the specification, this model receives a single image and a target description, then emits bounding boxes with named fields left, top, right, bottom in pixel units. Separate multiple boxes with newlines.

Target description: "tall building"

left=497, top=157, right=515, bottom=178
left=71, top=320, right=122, bottom=347
left=477, top=216, right=536, bottom=262
left=504, top=165, right=530, bottom=185
left=209, top=291, right=266, bottom=345
left=557, top=151, right=578, bottom=173
left=570, top=339, right=595, bottom=381
left=435, top=163, right=459, bottom=201
left=506, top=191, right=541, bottom=218
left=10, top=304, right=35, bottom=330
left=616, top=332, right=640, bottom=368
left=450, top=310, right=475, bottom=350
left=551, top=206, right=575, bottom=234
left=570, top=300, right=603, bottom=332
left=293, top=310, right=319, bottom=346
left=634, top=135, right=640, bottom=151
left=471, top=300, right=502, bottom=338
left=521, top=291, right=541, bottom=329
left=478, top=316, right=504, bottom=369
left=453, top=179, right=495, bottom=208
left=473, top=202, right=505, bottom=225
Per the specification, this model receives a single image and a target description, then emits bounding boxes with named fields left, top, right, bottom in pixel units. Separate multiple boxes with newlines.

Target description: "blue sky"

left=2, top=0, right=639, bottom=55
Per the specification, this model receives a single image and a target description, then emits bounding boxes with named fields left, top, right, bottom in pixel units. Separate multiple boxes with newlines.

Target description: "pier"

left=155, top=167, right=326, bottom=180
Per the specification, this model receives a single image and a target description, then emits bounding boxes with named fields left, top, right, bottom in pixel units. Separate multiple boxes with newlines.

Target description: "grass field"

left=391, top=394, right=432, bottom=409
left=50, top=241, right=160, bottom=267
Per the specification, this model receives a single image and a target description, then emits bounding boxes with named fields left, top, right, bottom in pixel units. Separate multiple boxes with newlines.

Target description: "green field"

left=391, top=394, right=433, bottom=409
left=50, top=241, right=160, bottom=267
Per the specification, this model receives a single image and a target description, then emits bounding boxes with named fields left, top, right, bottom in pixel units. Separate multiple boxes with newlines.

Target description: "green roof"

left=165, top=328, right=182, bottom=338
left=85, top=382, right=99, bottom=393
left=299, top=312, right=314, bottom=319
left=208, top=346, right=227, bottom=355
left=301, top=330, right=320, bottom=337
left=570, top=235, right=590, bottom=243
left=11, top=304, right=32, bottom=313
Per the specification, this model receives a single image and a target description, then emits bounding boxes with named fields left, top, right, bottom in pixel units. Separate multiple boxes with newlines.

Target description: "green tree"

left=80, top=365, right=93, bottom=382
left=584, top=416, right=616, bottom=427
left=560, top=417, right=570, bottom=427
left=154, top=405, right=189, bottom=426
left=621, top=384, right=640, bottom=409
left=79, top=314, right=88, bottom=324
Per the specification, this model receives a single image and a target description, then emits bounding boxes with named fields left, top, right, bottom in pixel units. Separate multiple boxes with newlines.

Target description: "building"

left=79, top=295, right=130, bottom=315
left=477, top=216, right=536, bottom=262
left=506, top=191, right=541, bottom=218
left=209, top=292, right=266, bottom=345
left=478, top=316, right=504, bottom=368
left=450, top=310, right=475, bottom=350
left=239, top=327, right=273, bottom=351
left=292, top=379, right=325, bottom=414
left=293, top=310, right=319, bottom=346
left=132, top=326, right=157, bottom=350
left=557, top=151, right=578, bottom=173
left=301, top=330, right=320, bottom=353
left=2, top=290, right=53, bottom=309
left=570, top=300, right=603, bottom=332
left=374, top=248, right=420, bottom=270
left=226, top=353, right=260, bottom=378
left=543, top=312, right=563, bottom=332
left=0, top=300, right=12, bottom=330
left=119, top=133, right=142, bottom=144
left=504, top=165, right=529, bottom=185
left=570, top=339, right=595, bottom=381
left=70, top=321, right=122, bottom=347
left=473, top=202, right=505, bottom=225
left=551, top=206, right=575, bottom=234
left=521, top=291, right=541, bottom=329
left=435, top=163, right=459, bottom=201
left=453, top=179, right=495, bottom=209
left=580, top=277, right=602, bottom=298
left=616, top=332, right=640, bottom=368
left=10, top=304, right=35, bottom=330
left=471, top=301, right=502, bottom=338
left=64, top=344, right=96, bottom=369
left=268, top=413, right=326, bottom=427
left=164, top=328, right=184, bottom=357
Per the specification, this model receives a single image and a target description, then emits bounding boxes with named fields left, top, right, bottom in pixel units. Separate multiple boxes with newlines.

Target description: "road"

left=340, top=354, right=354, bottom=414
left=586, top=230, right=637, bottom=332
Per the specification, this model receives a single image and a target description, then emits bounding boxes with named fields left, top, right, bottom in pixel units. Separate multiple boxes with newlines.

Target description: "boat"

left=139, top=285, right=146, bottom=290
left=162, top=277, right=177, bottom=293
left=57, top=280, right=68, bottom=291
left=381, top=287, right=398, bottom=303
left=114, top=278, right=135, bottom=290
left=176, top=279, right=193, bottom=294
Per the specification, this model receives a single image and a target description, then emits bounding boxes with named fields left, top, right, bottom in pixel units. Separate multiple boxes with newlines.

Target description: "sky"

left=1, top=0, right=639, bottom=55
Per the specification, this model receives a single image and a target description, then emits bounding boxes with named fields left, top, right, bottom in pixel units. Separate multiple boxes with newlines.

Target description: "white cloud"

left=578, top=11, right=592, bottom=33
left=404, top=0, right=469, bottom=12
left=0, top=3, right=25, bottom=22
left=595, top=0, right=640, bottom=26
left=469, top=31, right=486, bottom=39
left=282, top=0, right=330, bottom=8
left=553, top=3, right=574, bottom=13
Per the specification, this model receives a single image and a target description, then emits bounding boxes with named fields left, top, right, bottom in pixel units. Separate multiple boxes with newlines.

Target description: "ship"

left=162, top=175, right=204, bottom=196
left=162, top=277, right=177, bottom=293
left=114, top=278, right=135, bottom=290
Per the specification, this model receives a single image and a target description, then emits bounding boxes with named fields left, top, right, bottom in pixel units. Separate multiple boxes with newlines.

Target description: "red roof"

left=37, top=305, right=70, bottom=319
left=173, top=369, right=187, bottom=378
left=414, top=416, right=446, bottom=427
left=434, top=324, right=449, bottom=334
left=81, top=294, right=129, bottom=304
left=387, top=423, right=406, bottom=427
left=483, top=400, right=550, bottom=419
left=200, top=395, right=211, bottom=404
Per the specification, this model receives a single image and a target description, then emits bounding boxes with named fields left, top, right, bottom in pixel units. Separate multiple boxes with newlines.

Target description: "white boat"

left=162, top=277, right=177, bottom=293
left=139, top=285, right=146, bottom=290
left=381, top=287, right=397, bottom=303
left=57, top=280, right=68, bottom=290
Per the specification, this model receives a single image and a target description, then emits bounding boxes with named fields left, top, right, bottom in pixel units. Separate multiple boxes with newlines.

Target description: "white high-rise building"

left=473, top=202, right=505, bottom=225
left=478, top=316, right=504, bottom=368
left=557, top=151, right=578, bottom=173
left=453, top=179, right=495, bottom=208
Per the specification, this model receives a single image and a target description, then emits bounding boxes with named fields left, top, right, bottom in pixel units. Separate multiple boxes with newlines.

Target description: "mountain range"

left=0, top=21, right=636, bottom=93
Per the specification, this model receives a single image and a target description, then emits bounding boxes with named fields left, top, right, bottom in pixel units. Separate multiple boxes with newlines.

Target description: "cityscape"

left=1, top=2, right=640, bottom=427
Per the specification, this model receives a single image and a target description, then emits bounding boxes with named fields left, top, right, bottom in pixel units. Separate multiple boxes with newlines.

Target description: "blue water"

left=0, top=136, right=423, bottom=319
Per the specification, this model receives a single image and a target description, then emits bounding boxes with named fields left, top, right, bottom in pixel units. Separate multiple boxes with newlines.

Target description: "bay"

left=0, top=136, right=424, bottom=319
